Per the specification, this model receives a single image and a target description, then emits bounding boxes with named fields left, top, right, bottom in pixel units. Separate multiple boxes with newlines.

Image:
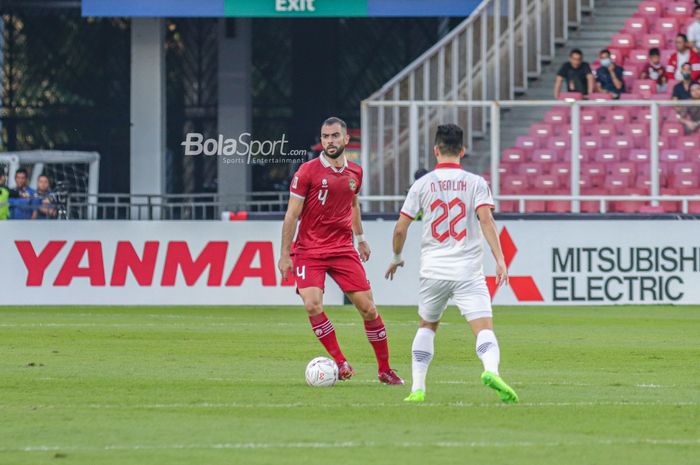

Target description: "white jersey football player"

left=385, top=124, right=519, bottom=404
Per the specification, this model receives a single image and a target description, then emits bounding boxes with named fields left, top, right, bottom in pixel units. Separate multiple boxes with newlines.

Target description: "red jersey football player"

left=278, top=117, right=403, bottom=385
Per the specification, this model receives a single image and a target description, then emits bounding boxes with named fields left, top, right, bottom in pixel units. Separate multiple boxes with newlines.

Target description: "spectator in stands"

left=0, top=173, right=9, bottom=221
left=33, top=175, right=57, bottom=220
left=554, top=49, right=594, bottom=99
left=688, top=6, right=700, bottom=52
left=672, top=63, right=697, bottom=100
left=666, top=34, right=700, bottom=81
left=677, top=82, right=700, bottom=134
left=640, top=48, right=668, bottom=92
left=594, top=49, right=625, bottom=98
left=8, top=168, right=37, bottom=220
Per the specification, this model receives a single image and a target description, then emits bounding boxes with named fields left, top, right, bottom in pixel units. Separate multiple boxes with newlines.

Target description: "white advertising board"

left=1, top=220, right=698, bottom=306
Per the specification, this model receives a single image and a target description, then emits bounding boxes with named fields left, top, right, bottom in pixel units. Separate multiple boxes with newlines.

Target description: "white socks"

left=475, top=329, right=500, bottom=375
left=410, top=327, right=435, bottom=392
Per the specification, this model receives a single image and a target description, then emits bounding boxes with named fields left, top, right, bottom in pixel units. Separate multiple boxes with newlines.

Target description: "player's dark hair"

left=434, top=124, right=463, bottom=157
left=322, top=117, right=347, bottom=132
left=677, top=33, right=689, bottom=42
left=599, top=49, right=611, bottom=57
left=695, top=5, right=700, bottom=12
left=649, top=47, right=660, bottom=57
left=15, top=168, right=28, bottom=177
left=570, top=49, right=583, bottom=57
left=682, top=61, right=692, bottom=70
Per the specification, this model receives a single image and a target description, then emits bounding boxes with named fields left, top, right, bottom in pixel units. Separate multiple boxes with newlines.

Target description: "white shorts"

left=418, top=277, right=493, bottom=323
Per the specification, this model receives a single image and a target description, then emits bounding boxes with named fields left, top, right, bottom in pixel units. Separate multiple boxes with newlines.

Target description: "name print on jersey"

left=430, top=179, right=469, bottom=192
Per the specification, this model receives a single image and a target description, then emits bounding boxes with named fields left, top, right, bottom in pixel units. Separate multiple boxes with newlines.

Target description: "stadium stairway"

left=465, top=0, right=645, bottom=175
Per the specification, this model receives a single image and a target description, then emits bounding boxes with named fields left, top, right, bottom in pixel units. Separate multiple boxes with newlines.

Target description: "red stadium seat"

left=546, top=136, right=570, bottom=151
left=581, top=136, right=602, bottom=152
left=502, top=147, right=527, bottom=163
left=672, top=174, right=700, bottom=190
left=529, top=123, right=554, bottom=139
left=627, top=49, right=650, bottom=65
left=611, top=33, right=636, bottom=49
left=595, top=148, right=622, bottom=163
left=550, top=163, right=571, bottom=183
left=665, top=2, right=693, bottom=18
left=588, top=92, right=614, bottom=101
left=661, top=123, right=683, bottom=138
left=627, top=124, right=649, bottom=147
left=671, top=162, right=699, bottom=179
left=629, top=149, right=650, bottom=162
left=625, top=17, right=649, bottom=34
left=610, top=162, right=637, bottom=186
left=638, top=1, right=662, bottom=17
left=632, top=79, right=656, bottom=95
left=652, top=17, right=679, bottom=38
left=501, top=175, right=528, bottom=194
left=519, top=163, right=545, bottom=177
left=581, top=109, right=599, bottom=125
left=677, top=136, right=700, bottom=151
left=592, top=124, right=617, bottom=138
left=532, top=149, right=561, bottom=164
left=543, top=109, right=569, bottom=124
left=582, top=163, right=607, bottom=186
left=640, top=33, right=664, bottom=49
left=515, top=135, right=539, bottom=150
left=660, top=148, right=686, bottom=162
left=610, top=135, right=633, bottom=152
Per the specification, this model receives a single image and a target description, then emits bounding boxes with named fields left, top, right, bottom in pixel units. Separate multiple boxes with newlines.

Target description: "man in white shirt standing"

left=688, top=6, right=700, bottom=52
left=385, top=124, right=519, bottom=404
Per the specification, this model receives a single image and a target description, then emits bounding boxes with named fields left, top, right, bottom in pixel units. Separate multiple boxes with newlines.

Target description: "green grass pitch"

left=0, top=305, right=698, bottom=465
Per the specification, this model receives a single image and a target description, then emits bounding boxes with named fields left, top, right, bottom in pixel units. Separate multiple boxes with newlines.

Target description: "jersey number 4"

left=430, top=198, right=466, bottom=242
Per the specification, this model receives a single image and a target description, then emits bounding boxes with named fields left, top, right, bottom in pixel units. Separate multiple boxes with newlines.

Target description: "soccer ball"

left=305, top=357, right=338, bottom=387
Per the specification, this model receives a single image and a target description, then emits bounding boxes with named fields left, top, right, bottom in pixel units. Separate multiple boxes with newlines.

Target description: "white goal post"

left=0, top=150, right=100, bottom=195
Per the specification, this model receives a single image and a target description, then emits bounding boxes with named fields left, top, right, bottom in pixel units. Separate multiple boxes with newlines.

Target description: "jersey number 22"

left=430, top=198, right=466, bottom=242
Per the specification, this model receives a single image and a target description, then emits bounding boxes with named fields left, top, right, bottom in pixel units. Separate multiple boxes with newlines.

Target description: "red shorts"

left=292, top=253, right=371, bottom=293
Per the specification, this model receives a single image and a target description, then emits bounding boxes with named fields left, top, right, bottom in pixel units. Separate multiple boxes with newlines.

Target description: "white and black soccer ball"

left=305, top=357, right=338, bottom=387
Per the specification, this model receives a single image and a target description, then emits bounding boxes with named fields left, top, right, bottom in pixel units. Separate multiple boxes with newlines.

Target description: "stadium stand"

left=500, top=1, right=700, bottom=213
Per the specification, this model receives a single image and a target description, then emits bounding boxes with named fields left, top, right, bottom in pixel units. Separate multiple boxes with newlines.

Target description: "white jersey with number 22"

left=400, top=163, right=494, bottom=282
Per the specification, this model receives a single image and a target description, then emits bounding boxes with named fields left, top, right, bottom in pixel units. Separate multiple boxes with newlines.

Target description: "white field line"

left=1, top=401, right=697, bottom=410
left=5, top=437, right=700, bottom=453
left=28, top=378, right=678, bottom=389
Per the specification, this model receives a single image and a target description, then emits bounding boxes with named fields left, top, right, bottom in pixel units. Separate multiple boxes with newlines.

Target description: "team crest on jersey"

left=349, top=178, right=357, bottom=191
left=322, top=178, right=328, bottom=187
left=292, top=176, right=299, bottom=189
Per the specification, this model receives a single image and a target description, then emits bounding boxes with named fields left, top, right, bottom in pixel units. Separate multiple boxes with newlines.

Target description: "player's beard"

left=324, top=143, right=345, bottom=159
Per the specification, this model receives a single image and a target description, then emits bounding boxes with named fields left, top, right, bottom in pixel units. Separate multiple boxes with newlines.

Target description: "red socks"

left=364, top=315, right=391, bottom=373
left=309, top=312, right=391, bottom=373
left=309, top=312, right=346, bottom=364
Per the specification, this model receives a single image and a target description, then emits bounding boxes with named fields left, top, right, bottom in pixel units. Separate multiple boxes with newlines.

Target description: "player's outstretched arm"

left=477, top=205, right=508, bottom=287
left=352, top=195, right=371, bottom=262
left=278, top=196, right=304, bottom=280
left=385, top=214, right=412, bottom=280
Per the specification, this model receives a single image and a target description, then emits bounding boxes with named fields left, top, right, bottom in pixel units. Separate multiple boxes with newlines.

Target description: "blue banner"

left=82, top=0, right=225, bottom=17
left=83, top=0, right=478, bottom=17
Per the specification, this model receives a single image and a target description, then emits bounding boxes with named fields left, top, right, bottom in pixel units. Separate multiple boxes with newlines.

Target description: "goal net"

left=0, top=151, right=100, bottom=218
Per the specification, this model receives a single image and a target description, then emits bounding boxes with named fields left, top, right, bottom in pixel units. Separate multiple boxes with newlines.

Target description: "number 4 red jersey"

left=400, top=162, right=494, bottom=281
left=289, top=153, right=363, bottom=257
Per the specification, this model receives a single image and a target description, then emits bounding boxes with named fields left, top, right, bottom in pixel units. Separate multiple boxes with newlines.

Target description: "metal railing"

left=65, top=192, right=291, bottom=220
left=362, top=99, right=700, bottom=213
left=362, top=0, right=592, bottom=202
